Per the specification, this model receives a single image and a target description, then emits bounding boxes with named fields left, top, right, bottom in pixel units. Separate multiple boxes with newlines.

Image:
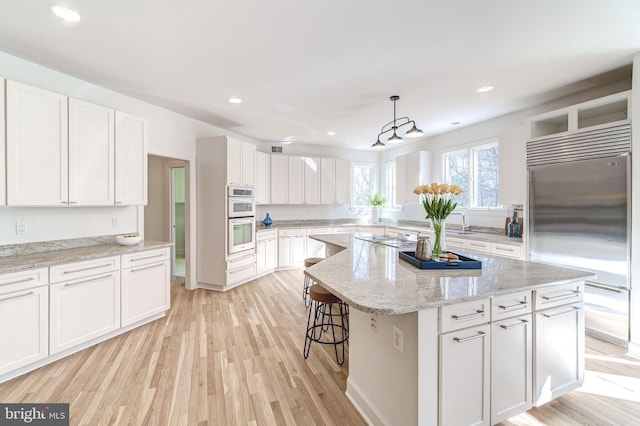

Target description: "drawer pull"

left=499, top=301, right=527, bottom=311
left=451, top=310, right=484, bottom=320
left=130, top=264, right=162, bottom=273
left=64, top=274, right=113, bottom=287
left=469, top=243, right=486, bottom=247
left=0, top=277, right=35, bottom=287
left=63, top=263, right=113, bottom=274
left=0, top=291, right=35, bottom=302
left=453, top=331, right=486, bottom=343
left=494, top=246, right=514, bottom=252
left=129, top=253, right=165, bottom=262
left=542, top=306, right=581, bottom=319
left=541, top=290, right=579, bottom=301
left=500, top=319, right=529, bottom=329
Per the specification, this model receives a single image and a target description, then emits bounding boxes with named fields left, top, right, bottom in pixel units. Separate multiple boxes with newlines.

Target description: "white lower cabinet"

left=49, top=271, right=121, bottom=354
left=257, top=230, right=278, bottom=275
left=491, top=313, right=533, bottom=424
left=278, top=229, right=306, bottom=268
left=0, top=268, right=49, bottom=375
left=121, top=250, right=170, bottom=327
left=439, top=323, right=491, bottom=426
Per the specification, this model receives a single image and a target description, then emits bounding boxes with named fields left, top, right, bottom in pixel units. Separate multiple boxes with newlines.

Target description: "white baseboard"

left=346, top=378, right=389, bottom=426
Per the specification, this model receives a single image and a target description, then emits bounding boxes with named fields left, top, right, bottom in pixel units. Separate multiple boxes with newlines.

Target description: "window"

left=352, top=163, right=375, bottom=206
left=384, top=161, right=397, bottom=208
left=443, top=142, right=499, bottom=209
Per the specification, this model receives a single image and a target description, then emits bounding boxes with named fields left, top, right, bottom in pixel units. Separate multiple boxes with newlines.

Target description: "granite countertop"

left=305, top=234, right=593, bottom=315
left=257, top=219, right=523, bottom=246
left=0, top=240, right=173, bottom=274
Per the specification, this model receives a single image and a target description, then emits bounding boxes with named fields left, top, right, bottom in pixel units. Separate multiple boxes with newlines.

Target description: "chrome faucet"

left=450, top=211, right=470, bottom=232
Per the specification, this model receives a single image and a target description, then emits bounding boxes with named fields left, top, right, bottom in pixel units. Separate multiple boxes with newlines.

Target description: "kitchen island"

left=306, top=234, right=594, bottom=426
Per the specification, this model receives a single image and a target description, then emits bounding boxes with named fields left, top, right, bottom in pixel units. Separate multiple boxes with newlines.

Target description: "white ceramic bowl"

left=116, top=235, right=142, bottom=246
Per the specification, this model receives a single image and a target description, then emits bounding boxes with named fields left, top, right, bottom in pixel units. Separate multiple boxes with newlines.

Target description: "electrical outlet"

left=393, top=326, right=404, bottom=354
left=16, top=222, right=27, bottom=235
left=370, top=314, right=378, bottom=333
left=112, top=217, right=119, bottom=228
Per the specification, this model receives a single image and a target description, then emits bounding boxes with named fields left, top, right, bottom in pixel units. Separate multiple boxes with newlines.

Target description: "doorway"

left=171, top=166, right=186, bottom=277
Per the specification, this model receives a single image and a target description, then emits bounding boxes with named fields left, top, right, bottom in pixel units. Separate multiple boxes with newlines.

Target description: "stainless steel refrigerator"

left=527, top=124, right=631, bottom=346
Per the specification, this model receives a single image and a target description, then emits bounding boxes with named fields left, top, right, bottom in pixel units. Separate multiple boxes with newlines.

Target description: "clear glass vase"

left=430, top=218, right=446, bottom=260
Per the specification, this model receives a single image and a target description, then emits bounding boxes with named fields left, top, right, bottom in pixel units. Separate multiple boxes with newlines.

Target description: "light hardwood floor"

left=1, top=270, right=639, bottom=425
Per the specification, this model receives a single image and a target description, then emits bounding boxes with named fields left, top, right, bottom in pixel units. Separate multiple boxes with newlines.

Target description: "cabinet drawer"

left=440, top=298, right=491, bottom=333
left=257, top=229, right=277, bottom=241
left=492, top=243, right=523, bottom=259
left=307, top=227, right=333, bottom=235
left=0, top=267, right=48, bottom=295
left=279, top=228, right=306, bottom=237
left=492, top=291, right=532, bottom=321
left=50, top=256, right=120, bottom=283
left=121, top=248, right=170, bottom=269
left=227, top=252, right=256, bottom=271
left=333, top=226, right=356, bottom=233
left=466, top=240, right=492, bottom=253
left=446, top=237, right=467, bottom=249
left=227, top=263, right=257, bottom=285
left=535, top=282, right=584, bottom=311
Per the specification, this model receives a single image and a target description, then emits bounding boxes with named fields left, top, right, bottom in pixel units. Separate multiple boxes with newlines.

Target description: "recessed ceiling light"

left=476, top=85, right=494, bottom=93
left=450, top=121, right=461, bottom=126
left=327, top=131, right=336, bottom=136
left=228, top=97, right=242, bottom=104
left=49, top=5, right=81, bottom=22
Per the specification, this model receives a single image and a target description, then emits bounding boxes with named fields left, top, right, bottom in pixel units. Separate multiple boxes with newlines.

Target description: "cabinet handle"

left=69, top=201, right=78, bottom=204
left=541, top=290, right=579, bottom=301
left=63, top=263, right=112, bottom=274
left=116, top=202, right=124, bottom=204
left=0, top=291, right=35, bottom=302
left=451, top=310, right=484, bottom=320
left=130, top=264, right=161, bottom=273
left=0, top=277, right=35, bottom=287
left=494, top=246, right=514, bottom=252
left=500, top=319, right=529, bottom=329
left=64, top=274, right=113, bottom=287
left=469, top=243, right=486, bottom=247
left=453, top=331, right=486, bottom=343
left=129, top=253, right=164, bottom=262
left=542, top=306, right=581, bottom=319
left=498, top=301, right=527, bottom=311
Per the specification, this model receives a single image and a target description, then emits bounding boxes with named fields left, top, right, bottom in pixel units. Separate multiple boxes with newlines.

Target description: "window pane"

left=385, top=163, right=396, bottom=207
left=474, top=144, right=499, bottom=208
left=443, top=151, right=469, bottom=208
left=353, top=164, right=374, bottom=206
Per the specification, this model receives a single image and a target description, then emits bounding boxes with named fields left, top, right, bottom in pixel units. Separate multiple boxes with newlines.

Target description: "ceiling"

left=1, top=1, right=639, bottom=150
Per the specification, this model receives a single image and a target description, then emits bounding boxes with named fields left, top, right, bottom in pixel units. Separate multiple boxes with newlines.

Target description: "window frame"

left=351, top=162, right=377, bottom=208
left=383, top=160, right=401, bottom=209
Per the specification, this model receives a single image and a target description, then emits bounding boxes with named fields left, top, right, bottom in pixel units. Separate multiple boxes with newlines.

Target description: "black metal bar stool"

left=303, top=257, right=323, bottom=307
left=303, top=284, right=349, bottom=365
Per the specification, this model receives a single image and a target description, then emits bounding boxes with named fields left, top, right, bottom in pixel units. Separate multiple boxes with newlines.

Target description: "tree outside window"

left=443, top=142, right=499, bottom=209
left=352, top=163, right=375, bottom=207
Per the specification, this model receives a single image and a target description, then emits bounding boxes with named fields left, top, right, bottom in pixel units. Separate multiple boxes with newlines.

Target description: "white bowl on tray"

left=116, top=235, right=142, bottom=246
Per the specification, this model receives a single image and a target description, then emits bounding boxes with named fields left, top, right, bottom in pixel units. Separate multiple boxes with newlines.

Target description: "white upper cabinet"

left=255, top=151, right=270, bottom=204
left=396, top=151, right=431, bottom=205
left=0, top=78, right=5, bottom=206
left=498, top=126, right=526, bottom=205
left=270, top=155, right=288, bottom=204
left=288, top=156, right=305, bottom=204
left=115, top=111, right=147, bottom=205
left=69, top=98, right=115, bottom=205
left=320, top=158, right=336, bottom=204
left=226, top=138, right=256, bottom=187
left=304, top=157, right=321, bottom=204
left=6, top=80, right=69, bottom=206
left=335, top=158, right=350, bottom=204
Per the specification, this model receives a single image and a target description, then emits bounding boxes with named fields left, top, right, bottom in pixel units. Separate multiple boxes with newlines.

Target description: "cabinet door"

left=226, top=138, right=243, bottom=185
left=6, top=80, right=68, bottom=205
left=534, top=304, right=585, bottom=406
left=306, top=238, right=327, bottom=258
left=115, top=111, right=147, bottom=205
left=121, top=261, right=170, bottom=326
left=265, top=238, right=278, bottom=270
left=335, top=158, right=351, bottom=204
left=291, top=236, right=307, bottom=267
left=491, top=314, right=532, bottom=424
left=440, top=323, right=490, bottom=426
left=278, top=237, right=292, bottom=267
left=304, top=157, right=321, bottom=204
left=0, top=77, right=5, bottom=206
left=241, top=142, right=256, bottom=186
left=320, top=158, right=336, bottom=204
left=395, top=155, right=407, bottom=205
left=50, top=272, right=121, bottom=354
left=498, top=126, right=526, bottom=205
left=69, top=98, right=115, bottom=205
left=270, top=156, right=288, bottom=204
left=256, top=151, right=271, bottom=204
left=0, top=286, right=48, bottom=375
left=288, top=156, right=305, bottom=204
left=256, top=240, right=267, bottom=274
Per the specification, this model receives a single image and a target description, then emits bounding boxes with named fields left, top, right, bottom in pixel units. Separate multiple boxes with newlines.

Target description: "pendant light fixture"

left=371, top=95, right=424, bottom=150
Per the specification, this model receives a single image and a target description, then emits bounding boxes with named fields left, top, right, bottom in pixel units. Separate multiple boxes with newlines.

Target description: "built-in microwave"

left=228, top=217, right=256, bottom=255
left=228, top=186, right=255, bottom=198
left=228, top=197, right=255, bottom=218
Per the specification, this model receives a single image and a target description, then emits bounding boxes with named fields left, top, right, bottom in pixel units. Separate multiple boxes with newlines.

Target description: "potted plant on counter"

left=367, top=193, right=386, bottom=224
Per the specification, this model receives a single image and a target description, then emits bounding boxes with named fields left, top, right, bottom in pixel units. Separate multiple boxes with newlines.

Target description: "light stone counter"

left=0, top=240, right=172, bottom=274
left=306, top=234, right=593, bottom=314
